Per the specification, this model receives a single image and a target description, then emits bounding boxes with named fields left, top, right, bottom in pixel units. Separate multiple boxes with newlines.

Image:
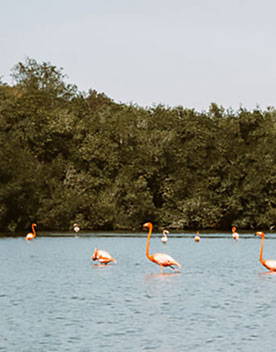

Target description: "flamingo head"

left=256, top=232, right=265, bottom=238
left=163, top=229, right=169, bottom=235
left=143, top=222, right=153, bottom=229
left=92, top=248, right=98, bottom=260
left=232, top=226, right=236, bottom=232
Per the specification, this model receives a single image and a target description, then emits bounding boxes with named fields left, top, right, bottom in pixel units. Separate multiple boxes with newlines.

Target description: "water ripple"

left=1, top=236, right=276, bottom=351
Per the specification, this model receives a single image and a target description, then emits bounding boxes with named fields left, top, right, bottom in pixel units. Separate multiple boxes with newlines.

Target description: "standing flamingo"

left=256, top=232, right=276, bottom=272
left=73, top=223, right=80, bottom=233
left=143, top=222, right=181, bottom=273
left=232, top=226, right=239, bottom=240
left=92, top=248, right=116, bottom=265
left=161, top=229, right=169, bottom=243
left=25, top=223, right=37, bottom=241
left=194, top=232, right=200, bottom=242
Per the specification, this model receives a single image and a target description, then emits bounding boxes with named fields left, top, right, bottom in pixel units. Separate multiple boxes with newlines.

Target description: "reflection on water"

left=145, top=272, right=181, bottom=280
left=92, top=263, right=116, bottom=268
left=1, top=235, right=276, bottom=351
left=258, top=271, right=276, bottom=278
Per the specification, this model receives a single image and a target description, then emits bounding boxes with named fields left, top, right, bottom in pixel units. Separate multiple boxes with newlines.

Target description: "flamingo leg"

left=160, top=265, right=163, bottom=274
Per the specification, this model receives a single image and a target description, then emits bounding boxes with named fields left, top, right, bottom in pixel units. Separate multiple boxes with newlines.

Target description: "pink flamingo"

left=232, top=226, right=239, bottom=240
left=92, top=248, right=116, bottom=265
left=25, top=223, right=37, bottom=241
left=256, top=232, right=276, bottom=272
left=161, top=229, right=169, bottom=243
left=194, top=232, right=200, bottom=242
left=143, top=222, right=181, bottom=273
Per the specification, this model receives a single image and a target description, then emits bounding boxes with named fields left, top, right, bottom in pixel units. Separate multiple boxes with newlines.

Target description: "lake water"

left=1, top=232, right=276, bottom=352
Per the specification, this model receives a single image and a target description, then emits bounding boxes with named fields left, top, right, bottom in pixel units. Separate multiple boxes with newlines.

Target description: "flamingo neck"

left=32, top=224, right=36, bottom=238
left=146, top=225, right=153, bottom=260
left=93, top=248, right=98, bottom=259
left=259, top=236, right=264, bottom=264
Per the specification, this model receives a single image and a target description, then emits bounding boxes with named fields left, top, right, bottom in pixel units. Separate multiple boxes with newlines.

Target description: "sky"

left=1, top=0, right=276, bottom=111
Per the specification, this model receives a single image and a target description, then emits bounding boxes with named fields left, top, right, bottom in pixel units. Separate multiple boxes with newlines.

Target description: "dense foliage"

left=1, top=58, right=276, bottom=232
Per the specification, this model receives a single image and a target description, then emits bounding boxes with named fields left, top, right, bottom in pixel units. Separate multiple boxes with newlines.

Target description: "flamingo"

left=73, top=223, right=80, bottom=233
left=25, top=223, right=37, bottom=241
left=232, top=226, right=239, bottom=240
left=161, top=229, right=169, bottom=243
left=92, top=248, right=116, bottom=264
left=194, top=231, right=200, bottom=242
left=256, top=232, right=276, bottom=272
left=143, top=222, right=181, bottom=273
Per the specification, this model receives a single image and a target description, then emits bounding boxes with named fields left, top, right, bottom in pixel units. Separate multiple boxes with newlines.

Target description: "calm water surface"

left=1, top=232, right=276, bottom=352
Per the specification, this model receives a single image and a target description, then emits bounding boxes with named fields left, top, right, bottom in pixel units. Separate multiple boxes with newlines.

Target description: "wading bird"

left=25, top=223, right=37, bottom=241
left=256, top=232, right=276, bottom=272
left=194, top=232, right=200, bottom=242
left=73, top=223, right=80, bottom=233
left=232, top=226, right=239, bottom=240
left=92, top=248, right=116, bottom=265
left=143, top=222, right=181, bottom=273
left=161, top=229, right=169, bottom=243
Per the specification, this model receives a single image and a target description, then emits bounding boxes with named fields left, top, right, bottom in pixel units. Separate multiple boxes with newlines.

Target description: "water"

left=1, top=232, right=276, bottom=352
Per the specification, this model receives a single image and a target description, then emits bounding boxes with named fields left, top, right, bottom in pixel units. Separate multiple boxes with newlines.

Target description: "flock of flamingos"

left=25, top=222, right=276, bottom=273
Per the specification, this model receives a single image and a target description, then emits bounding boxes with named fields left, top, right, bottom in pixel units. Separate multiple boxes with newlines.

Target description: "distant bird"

left=161, top=229, right=169, bottom=243
left=194, top=232, right=200, bottom=242
left=256, top=232, right=276, bottom=272
left=92, top=248, right=116, bottom=265
left=143, top=222, right=181, bottom=273
left=232, top=226, right=239, bottom=240
left=73, top=223, right=80, bottom=233
left=25, top=223, right=37, bottom=241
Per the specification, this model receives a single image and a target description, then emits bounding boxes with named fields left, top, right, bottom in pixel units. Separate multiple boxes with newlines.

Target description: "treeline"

left=1, top=58, right=276, bottom=232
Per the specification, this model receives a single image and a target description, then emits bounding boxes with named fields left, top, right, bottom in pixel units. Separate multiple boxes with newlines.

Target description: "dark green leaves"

left=1, top=59, right=276, bottom=231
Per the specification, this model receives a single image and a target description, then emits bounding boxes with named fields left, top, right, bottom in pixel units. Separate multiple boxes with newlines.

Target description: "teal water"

left=0, top=233, right=276, bottom=351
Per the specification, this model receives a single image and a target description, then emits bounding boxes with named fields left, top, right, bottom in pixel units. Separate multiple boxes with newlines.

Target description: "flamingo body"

left=92, top=248, right=116, bottom=264
left=262, top=260, right=276, bottom=271
left=144, top=222, right=181, bottom=273
left=74, top=224, right=80, bottom=233
left=26, top=233, right=35, bottom=241
left=256, top=232, right=276, bottom=272
left=232, top=232, right=239, bottom=240
left=25, top=223, right=37, bottom=241
left=150, top=252, right=180, bottom=267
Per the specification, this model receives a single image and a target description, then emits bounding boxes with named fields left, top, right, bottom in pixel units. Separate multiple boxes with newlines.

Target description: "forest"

left=1, top=58, right=276, bottom=232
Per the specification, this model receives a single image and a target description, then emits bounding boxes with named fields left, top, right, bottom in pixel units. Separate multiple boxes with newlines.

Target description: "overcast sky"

left=1, top=0, right=276, bottom=111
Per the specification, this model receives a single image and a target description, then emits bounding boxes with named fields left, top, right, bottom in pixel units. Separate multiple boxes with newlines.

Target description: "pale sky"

left=1, top=0, right=276, bottom=111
